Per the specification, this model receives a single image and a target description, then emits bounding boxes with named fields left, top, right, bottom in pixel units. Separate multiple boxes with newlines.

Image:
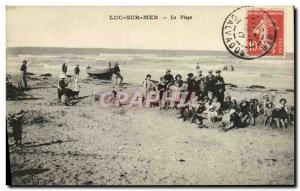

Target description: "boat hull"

left=86, top=67, right=114, bottom=80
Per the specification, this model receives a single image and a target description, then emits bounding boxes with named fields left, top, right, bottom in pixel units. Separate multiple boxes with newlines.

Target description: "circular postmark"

left=222, top=6, right=277, bottom=60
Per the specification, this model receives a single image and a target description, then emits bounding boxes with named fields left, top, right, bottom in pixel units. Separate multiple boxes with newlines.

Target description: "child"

left=157, top=77, right=167, bottom=109
left=73, top=78, right=80, bottom=99
left=8, top=109, right=26, bottom=146
left=249, top=99, right=260, bottom=126
left=264, top=102, right=274, bottom=127
left=274, top=98, right=288, bottom=128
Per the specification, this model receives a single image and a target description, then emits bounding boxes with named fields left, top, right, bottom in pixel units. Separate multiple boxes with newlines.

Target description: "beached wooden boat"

left=86, top=66, right=114, bottom=80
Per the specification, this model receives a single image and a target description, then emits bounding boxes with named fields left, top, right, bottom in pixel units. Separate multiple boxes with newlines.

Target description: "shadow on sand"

left=12, top=168, right=49, bottom=177
left=25, top=139, right=78, bottom=148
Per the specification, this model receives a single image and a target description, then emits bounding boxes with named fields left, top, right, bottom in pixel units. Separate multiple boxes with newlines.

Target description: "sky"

left=6, top=6, right=294, bottom=52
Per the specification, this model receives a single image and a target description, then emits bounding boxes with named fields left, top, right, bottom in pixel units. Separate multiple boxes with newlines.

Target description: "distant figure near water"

left=74, top=65, right=80, bottom=78
left=196, top=62, right=200, bottom=71
left=62, top=63, right=68, bottom=74
left=18, top=60, right=28, bottom=90
left=113, top=63, right=123, bottom=86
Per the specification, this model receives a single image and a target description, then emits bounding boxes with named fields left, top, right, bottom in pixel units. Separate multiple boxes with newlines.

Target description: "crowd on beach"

left=7, top=60, right=294, bottom=146
left=140, top=66, right=293, bottom=132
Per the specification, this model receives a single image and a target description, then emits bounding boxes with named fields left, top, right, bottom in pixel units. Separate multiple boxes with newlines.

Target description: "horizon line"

left=6, top=46, right=294, bottom=54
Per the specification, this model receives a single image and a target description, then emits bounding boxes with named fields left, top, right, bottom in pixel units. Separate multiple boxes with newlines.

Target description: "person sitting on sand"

left=239, top=99, right=250, bottom=125
left=191, top=101, right=207, bottom=128
left=222, top=95, right=233, bottom=112
left=109, top=90, right=121, bottom=107
left=62, top=63, right=68, bottom=74
left=205, top=96, right=221, bottom=126
left=113, top=63, right=123, bottom=86
left=221, top=109, right=242, bottom=132
left=74, top=64, right=80, bottom=78
left=72, top=78, right=80, bottom=99
left=61, top=92, right=72, bottom=106
left=8, top=109, right=26, bottom=146
left=57, top=74, right=69, bottom=101
left=231, top=99, right=239, bottom=112
left=249, top=99, right=260, bottom=126
left=18, top=60, right=28, bottom=90
left=273, top=98, right=288, bottom=128
left=264, top=102, right=274, bottom=127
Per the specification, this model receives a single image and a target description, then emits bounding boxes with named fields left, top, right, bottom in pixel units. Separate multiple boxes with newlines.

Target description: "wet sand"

left=7, top=74, right=294, bottom=185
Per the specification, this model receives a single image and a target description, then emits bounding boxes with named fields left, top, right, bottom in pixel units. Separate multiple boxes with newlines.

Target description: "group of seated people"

left=57, top=73, right=80, bottom=106
left=142, top=69, right=293, bottom=132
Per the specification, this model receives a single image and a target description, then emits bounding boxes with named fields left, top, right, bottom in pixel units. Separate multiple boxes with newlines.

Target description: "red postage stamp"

left=247, top=10, right=284, bottom=57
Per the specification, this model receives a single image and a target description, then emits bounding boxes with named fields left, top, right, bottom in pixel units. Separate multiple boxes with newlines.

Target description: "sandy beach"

left=7, top=73, right=294, bottom=185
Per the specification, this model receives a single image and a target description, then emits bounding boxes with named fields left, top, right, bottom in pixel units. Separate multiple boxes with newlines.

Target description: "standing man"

left=205, top=70, right=216, bottom=99
left=113, top=63, right=123, bottom=86
left=194, top=70, right=205, bottom=88
left=215, top=70, right=226, bottom=105
left=18, top=60, right=28, bottom=90
left=74, top=64, right=80, bottom=78
left=62, top=63, right=68, bottom=74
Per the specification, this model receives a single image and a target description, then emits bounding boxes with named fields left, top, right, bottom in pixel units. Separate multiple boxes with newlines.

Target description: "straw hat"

left=59, top=74, right=67, bottom=79
left=166, top=68, right=171, bottom=72
left=14, top=109, right=25, bottom=118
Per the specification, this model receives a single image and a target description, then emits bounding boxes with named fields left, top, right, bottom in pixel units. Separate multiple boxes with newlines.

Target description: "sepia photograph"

left=6, top=6, right=295, bottom=186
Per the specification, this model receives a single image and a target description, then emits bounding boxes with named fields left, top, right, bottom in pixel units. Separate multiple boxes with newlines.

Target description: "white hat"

left=59, top=74, right=67, bottom=79
left=229, top=109, right=236, bottom=115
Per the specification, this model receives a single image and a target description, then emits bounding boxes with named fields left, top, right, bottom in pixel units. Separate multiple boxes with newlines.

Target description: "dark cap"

left=187, top=73, right=194, bottom=77
left=216, top=70, right=221, bottom=73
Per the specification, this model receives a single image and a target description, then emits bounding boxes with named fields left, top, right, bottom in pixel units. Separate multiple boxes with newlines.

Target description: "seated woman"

left=205, top=96, right=221, bottom=126
left=239, top=99, right=250, bottom=125
left=191, top=101, right=207, bottom=128
left=274, top=98, right=288, bottom=128
left=249, top=99, right=260, bottom=126
left=231, top=99, right=239, bottom=112
left=221, top=109, right=242, bottom=132
left=222, top=95, right=233, bottom=112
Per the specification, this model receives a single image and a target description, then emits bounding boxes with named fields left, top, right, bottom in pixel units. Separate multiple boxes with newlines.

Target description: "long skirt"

left=18, top=71, right=27, bottom=90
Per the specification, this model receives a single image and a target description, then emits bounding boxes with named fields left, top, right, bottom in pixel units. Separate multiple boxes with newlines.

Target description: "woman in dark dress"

left=275, top=98, right=288, bottom=128
left=18, top=60, right=28, bottom=90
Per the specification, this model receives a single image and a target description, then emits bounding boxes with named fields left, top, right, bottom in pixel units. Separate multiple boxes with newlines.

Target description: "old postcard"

left=6, top=6, right=295, bottom=186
